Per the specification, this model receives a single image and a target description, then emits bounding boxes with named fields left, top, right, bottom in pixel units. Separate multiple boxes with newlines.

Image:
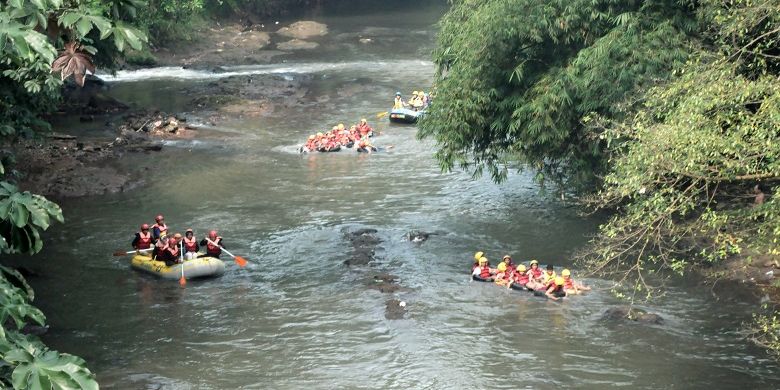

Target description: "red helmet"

left=141, top=224, right=149, bottom=230
left=155, top=214, right=164, bottom=222
left=209, top=230, right=218, bottom=239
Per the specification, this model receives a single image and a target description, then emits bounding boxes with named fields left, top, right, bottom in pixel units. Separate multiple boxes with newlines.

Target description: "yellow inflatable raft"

left=131, top=254, right=226, bottom=280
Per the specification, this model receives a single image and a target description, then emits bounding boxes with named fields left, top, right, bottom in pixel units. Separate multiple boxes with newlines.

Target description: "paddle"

left=113, top=247, right=153, bottom=256
left=179, top=240, right=186, bottom=286
left=376, top=111, right=388, bottom=118
left=206, top=238, right=247, bottom=267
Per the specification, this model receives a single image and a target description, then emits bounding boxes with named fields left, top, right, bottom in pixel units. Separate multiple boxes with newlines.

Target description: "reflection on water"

left=10, top=2, right=780, bottom=389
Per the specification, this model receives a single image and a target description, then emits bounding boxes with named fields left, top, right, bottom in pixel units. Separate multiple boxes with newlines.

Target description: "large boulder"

left=277, top=21, right=328, bottom=39
left=276, top=39, right=319, bottom=51
left=601, top=306, right=664, bottom=325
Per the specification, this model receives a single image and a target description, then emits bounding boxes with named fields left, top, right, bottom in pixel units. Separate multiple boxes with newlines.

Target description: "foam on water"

left=101, top=60, right=435, bottom=83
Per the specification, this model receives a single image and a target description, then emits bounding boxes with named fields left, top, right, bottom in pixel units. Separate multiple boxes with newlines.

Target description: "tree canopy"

left=419, top=0, right=697, bottom=185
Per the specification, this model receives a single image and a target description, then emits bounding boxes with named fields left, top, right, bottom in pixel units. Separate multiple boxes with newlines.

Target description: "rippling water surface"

left=17, top=3, right=780, bottom=389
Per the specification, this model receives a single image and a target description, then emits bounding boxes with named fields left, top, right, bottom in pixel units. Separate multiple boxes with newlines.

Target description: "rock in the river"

left=406, top=230, right=437, bottom=243
left=277, top=21, right=328, bottom=39
left=601, top=306, right=664, bottom=325
left=276, top=39, right=319, bottom=50
left=385, top=299, right=406, bottom=319
left=344, top=228, right=382, bottom=266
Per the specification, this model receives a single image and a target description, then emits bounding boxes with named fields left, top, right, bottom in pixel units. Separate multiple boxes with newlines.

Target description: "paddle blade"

left=179, top=276, right=186, bottom=286
left=376, top=111, right=388, bottom=118
left=113, top=250, right=128, bottom=256
left=234, top=256, right=248, bottom=267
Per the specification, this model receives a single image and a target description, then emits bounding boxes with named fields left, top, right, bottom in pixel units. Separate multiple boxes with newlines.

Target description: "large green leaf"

left=23, top=32, right=54, bottom=63
left=10, top=203, right=29, bottom=228
left=57, top=11, right=82, bottom=28
left=74, top=17, right=92, bottom=37
left=27, top=205, right=49, bottom=230
left=7, top=349, right=98, bottom=390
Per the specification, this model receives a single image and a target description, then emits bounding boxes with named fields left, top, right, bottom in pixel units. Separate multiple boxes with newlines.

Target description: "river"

left=19, top=3, right=780, bottom=389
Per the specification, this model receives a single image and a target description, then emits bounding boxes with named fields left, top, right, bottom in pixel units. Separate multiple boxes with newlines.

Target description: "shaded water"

left=15, top=4, right=780, bottom=389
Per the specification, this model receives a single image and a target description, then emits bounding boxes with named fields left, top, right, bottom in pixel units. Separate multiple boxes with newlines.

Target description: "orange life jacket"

left=206, top=238, right=222, bottom=256
left=137, top=231, right=152, bottom=249
left=183, top=237, right=198, bottom=252
left=152, top=223, right=168, bottom=236
left=516, top=272, right=529, bottom=284
left=479, top=265, right=491, bottom=278
left=166, top=244, right=180, bottom=258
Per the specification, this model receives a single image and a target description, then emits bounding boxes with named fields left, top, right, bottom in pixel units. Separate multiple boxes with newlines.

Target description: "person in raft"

left=544, top=276, right=567, bottom=301
left=163, top=233, right=182, bottom=266
left=151, top=214, right=168, bottom=243
left=541, top=264, right=557, bottom=285
left=357, top=118, right=373, bottom=138
left=561, top=269, right=591, bottom=295
left=393, top=92, right=405, bottom=109
left=500, top=255, right=515, bottom=270
left=494, top=262, right=510, bottom=286
left=507, top=264, right=530, bottom=289
left=472, top=257, right=494, bottom=280
left=182, top=229, right=200, bottom=260
left=152, top=235, right=169, bottom=261
left=524, top=260, right=545, bottom=290
left=200, top=230, right=225, bottom=259
left=471, top=251, right=484, bottom=272
left=131, top=224, right=153, bottom=250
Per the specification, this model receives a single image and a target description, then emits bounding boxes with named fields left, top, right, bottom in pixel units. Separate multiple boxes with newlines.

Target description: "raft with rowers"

left=300, top=119, right=377, bottom=153
left=123, top=214, right=247, bottom=281
left=471, top=251, right=590, bottom=301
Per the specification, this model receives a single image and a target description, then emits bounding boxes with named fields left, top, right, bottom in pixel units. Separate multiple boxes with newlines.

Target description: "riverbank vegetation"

left=422, top=0, right=780, bottom=357
left=0, top=0, right=149, bottom=387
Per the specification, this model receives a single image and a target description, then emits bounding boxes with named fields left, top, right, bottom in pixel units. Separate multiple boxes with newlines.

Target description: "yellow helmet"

left=516, top=264, right=527, bottom=272
left=478, top=257, right=488, bottom=264
left=360, top=118, right=367, bottom=123
left=412, top=91, right=419, bottom=95
left=332, top=126, right=338, bottom=131
left=317, top=132, right=323, bottom=137
left=308, top=135, right=315, bottom=140
left=474, top=251, right=484, bottom=261
left=497, top=262, right=507, bottom=272
left=561, top=269, right=571, bottom=277
left=554, top=276, right=565, bottom=286
left=530, top=259, right=539, bottom=265
left=338, top=123, right=345, bottom=130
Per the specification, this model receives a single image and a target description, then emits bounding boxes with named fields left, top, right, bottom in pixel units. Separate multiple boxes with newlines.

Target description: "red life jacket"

left=206, top=238, right=222, bottom=256
left=479, top=265, right=491, bottom=278
left=166, top=244, right=180, bottom=258
left=516, top=272, right=529, bottom=284
left=152, top=223, right=168, bottom=236
left=564, top=277, right=574, bottom=289
left=183, top=237, right=198, bottom=252
left=530, top=267, right=542, bottom=278
left=137, top=231, right=152, bottom=249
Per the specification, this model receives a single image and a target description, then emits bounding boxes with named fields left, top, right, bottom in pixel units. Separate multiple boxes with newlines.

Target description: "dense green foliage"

left=0, top=1, right=150, bottom=388
left=1, top=0, right=147, bottom=138
left=0, top=176, right=97, bottom=389
left=427, top=0, right=780, bottom=357
left=419, top=0, right=696, bottom=184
